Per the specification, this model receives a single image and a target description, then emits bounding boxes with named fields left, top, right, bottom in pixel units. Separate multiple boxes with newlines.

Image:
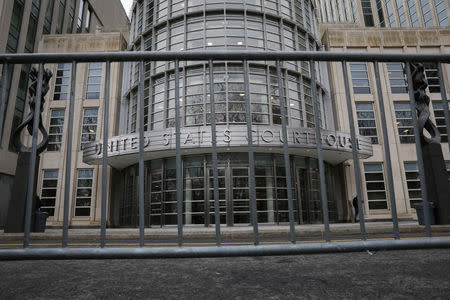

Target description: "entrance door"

left=207, top=167, right=227, bottom=225
left=297, top=167, right=322, bottom=224
left=207, top=166, right=251, bottom=225
left=231, top=167, right=250, bottom=224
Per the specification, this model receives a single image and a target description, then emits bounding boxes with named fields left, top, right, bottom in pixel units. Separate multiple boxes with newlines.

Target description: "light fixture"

left=239, top=93, right=245, bottom=97
left=290, top=103, right=294, bottom=107
left=396, top=121, right=400, bottom=125
left=207, top=42, right=213, bottom=46
left=237, top=41, right=243, bottom=45
left=88, top=129, right=95, bottom=133
left=403, top=129, right=409, bottom=133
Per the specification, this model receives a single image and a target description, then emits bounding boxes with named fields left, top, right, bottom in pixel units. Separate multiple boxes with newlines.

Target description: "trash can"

left=34, top=211, right=49, bottom=232
left=414, top=202, right=436, bottom=225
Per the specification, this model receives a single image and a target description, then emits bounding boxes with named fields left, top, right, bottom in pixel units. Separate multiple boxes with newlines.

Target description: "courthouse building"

left=1, top=0, right=449, bottom=229
left=316, top=0, right=450, bottom=221
left=0, top=0, right=129, bottom=227
left=83, top=0, right=373, bottom=227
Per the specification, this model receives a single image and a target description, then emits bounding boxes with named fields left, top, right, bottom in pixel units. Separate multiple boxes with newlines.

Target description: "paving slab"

left=0, top=248, right=449, bottom=299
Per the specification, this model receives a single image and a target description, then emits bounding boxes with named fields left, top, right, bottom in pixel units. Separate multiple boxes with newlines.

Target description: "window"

left=350, top=0, right=359, bottom=22
left=407, top=0, right=420, bottom=27
left=0, top=67, right=14, bottom=143
left=421, top=0, right=433, bottom=27
left=287, top=73, right=303, bottom=127
left=387, top=63, right=407, bottom=93
left=157, top=0, right=168, bottom=22
left=403, top=162, right=450, bottom=208
left=86, top=62, right=102, bottom=99
left=129, top=93, right=137, bottom=132
left=376, top=0, right=386, bottom=27
left=6, top=0, right=24, bottom=53
left=75, top=169, right=94, bottom=216
left=395, top=0, right=407, bottom=27
left=403, top=162, right=422, bottom=207
left=356, top=103, right=378, bottom=144
left=350, top=63, right=370, bottom=94
left=269, top=67, right=287, bottom=125
left=432, top=102, right=449, bottom=143
left=364, top=163, right=388, bottom=210
left=151, top=76, right=165, bottom=130
left=170, top=20, right=184, bottom=51
left=77, top=0, right=85, bottom=33
left=185, top=69, right=204, bottom=126
left=48, top=109, right=65, bottom=151
left=9, top=65, right=30, bottom=151
left=25, top=0, right=40, bottom=53
left=361, top=0, right=375, bottom=26
left=66, top=0, right=76, bottom=33
left=423, top=63, right=440, bottom=93
left=137, top=1, right=143, bottom=34
left=54, top=63, right=71, bottom=100
left=434, top=0, right=448, bottom=26
left=43, top=0, right=55, bottom=34
left=56, top=0, right=67, bottom=34
left=303, top=78, right=314, bottom=127
left=81, top=108, right=98, bottom=150
left=40, top=170, right=59, bottom=217
left=184, top=157, right=205, bottom=224
left=85, top=7, right=92, bottom=32
left=385, top=0, right=396, bottom=26
left=145, top=0, right=154, bottom=29
left=394, top=102, right=414, bottom=143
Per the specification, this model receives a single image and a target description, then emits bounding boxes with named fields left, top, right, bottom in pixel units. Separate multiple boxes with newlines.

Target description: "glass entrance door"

left=207, top=167, right=227, bottom=225
left=297, top=167, right=322, bottom=224
left=231, top=167, right=250, bottom=224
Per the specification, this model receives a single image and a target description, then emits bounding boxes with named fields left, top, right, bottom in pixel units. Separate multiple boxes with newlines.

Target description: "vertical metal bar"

left=373, top=62, right=400, bottom=240
left=437, top=63, right=450, bottom=151
left=405, top=63, right=432, bottom=237
left=276, top=61, right=296, bottom=244
left=100, top=61, right=111, bottom=248
left=23, top=64, right=44, bottom=248
left=138, top=60, right=145, bottom=247
left=62, top=61, right=77, bottom=247
left=310, top=60, right=331, bottom=242
left=209, top=60, right=221, bottom=246
left=243, top=60, right=259, bottom=245
left=175, top=59, right=183, bottom=246
left=341, top=61, right=367, bottom=241
left=0, top=63, right=8, bottom=142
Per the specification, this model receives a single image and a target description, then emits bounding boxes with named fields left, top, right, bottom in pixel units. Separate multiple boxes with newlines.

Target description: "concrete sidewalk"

left=1, top=222, right=449, bottom=241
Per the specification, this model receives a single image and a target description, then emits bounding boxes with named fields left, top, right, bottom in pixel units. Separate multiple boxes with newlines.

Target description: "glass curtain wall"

left=119, top=154, right=340, bottom=227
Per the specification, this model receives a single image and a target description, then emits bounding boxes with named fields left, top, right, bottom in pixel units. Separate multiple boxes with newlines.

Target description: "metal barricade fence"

left=0, top=51, right=450, bottom=260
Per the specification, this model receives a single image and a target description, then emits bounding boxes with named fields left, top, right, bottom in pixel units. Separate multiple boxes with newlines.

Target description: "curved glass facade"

left=124, top=1, right=329, bottom=133
left=127, top=63, right=324, bottom=132
left=119, top=154, right=344, bottom=226
left=117, top=0, right=340, bottom=226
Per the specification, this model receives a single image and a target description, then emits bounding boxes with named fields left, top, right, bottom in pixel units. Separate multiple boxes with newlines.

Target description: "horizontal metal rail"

left=1, top=238, right=450, bottom=260
left=1, top=51, right=450, bottom=64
